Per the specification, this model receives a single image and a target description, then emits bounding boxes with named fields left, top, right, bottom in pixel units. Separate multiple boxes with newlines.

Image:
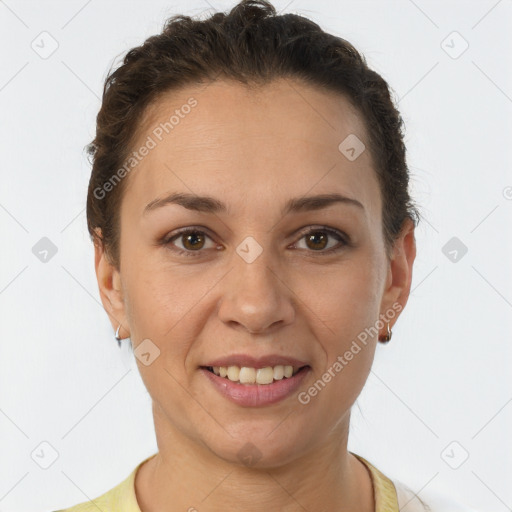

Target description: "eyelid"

left=293, top=225, right=347, bottom=242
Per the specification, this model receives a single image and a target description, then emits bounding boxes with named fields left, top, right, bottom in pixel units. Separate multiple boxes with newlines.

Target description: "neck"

left=135, top=404, right=374, bottom=512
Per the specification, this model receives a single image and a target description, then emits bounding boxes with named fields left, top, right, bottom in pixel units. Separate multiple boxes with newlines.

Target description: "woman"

left=57, top=1, right=474, bottom=510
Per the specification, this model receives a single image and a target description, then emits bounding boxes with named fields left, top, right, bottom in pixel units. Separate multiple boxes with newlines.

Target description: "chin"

left=205, top=420, right=313, bottom=470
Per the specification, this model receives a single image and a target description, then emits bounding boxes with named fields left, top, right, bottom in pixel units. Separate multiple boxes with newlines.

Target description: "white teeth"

left=227, top=366, right=240, bottom=382
left=273, top=365, right=284, bottom=380
left=209, top=364, right=301, bottom=385
left=239, top=367, right=256, bottom=384
left=256, top=367, right=274, bottom=384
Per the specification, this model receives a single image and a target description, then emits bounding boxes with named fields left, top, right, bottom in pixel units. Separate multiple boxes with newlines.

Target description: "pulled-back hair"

left=86, top=0, right=421, bottom=268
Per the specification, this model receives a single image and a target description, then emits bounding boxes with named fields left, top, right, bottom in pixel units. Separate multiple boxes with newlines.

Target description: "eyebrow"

left=143, top=191, right=364, bottom=216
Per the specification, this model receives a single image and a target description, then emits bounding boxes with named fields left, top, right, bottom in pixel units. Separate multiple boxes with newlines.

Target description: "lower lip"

left=200, top=367, right=311, bottom=407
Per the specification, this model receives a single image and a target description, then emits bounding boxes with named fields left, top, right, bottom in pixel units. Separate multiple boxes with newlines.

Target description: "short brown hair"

left=86, top=0, right=421, bottom=268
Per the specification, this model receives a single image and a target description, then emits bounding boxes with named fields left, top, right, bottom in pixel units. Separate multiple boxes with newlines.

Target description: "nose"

left=217, top=251, right=295, bottom=336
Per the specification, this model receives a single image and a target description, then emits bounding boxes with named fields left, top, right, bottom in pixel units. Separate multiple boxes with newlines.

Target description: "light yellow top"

left=55, top=451, right=399, bottom=512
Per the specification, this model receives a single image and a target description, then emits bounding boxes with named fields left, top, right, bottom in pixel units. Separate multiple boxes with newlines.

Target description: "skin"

left=95, top=78, right=416, bottom=512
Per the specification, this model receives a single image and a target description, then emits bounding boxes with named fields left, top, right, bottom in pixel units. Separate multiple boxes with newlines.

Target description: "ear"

left=93, top=229, right=130, bottom=339
left=379, top=217, right=417, bottom=332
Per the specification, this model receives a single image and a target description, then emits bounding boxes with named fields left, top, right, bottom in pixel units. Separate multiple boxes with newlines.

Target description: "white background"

left=0, top=0, right=511, bottom=511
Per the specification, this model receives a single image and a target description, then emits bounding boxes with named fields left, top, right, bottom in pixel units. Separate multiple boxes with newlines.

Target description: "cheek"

left=123, top=270, right=201, bottom=406
left=302, top=256, right=381, bottom=333
left=123, top=258, right=196, bottom=331
left=123, top=264, right=221, bottom=376
left=299, top=256, right=380, bottom=388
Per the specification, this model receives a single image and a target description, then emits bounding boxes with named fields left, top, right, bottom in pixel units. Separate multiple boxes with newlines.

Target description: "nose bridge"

left=218, top=237, right=295, bottom=333
left=237, top=249, right=279, bottom=300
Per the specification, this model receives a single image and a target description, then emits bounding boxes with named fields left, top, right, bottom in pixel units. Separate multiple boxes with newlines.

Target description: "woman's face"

left=96, top=78, right=415, bottom=467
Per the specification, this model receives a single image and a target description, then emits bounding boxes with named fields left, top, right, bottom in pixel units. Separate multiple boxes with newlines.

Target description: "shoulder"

left=51, top=478, right=128, bottom=512
left=393, top=479, right=481, bottom=512
left=52, top=464, right=142, bottom=512
left=52, top=453, right=157, bottom=511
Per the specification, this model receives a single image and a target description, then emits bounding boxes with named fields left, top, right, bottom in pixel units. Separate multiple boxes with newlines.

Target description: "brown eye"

left=181, top=231, right=206, bottom=250
left=305, top=231, right=328, bottom=250
left=164, top=228, right=217, bottom=256
left=294, top=227, right=348, bottom=254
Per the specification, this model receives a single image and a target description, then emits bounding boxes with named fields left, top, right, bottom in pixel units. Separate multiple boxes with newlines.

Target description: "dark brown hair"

left=86, top=0, right=421, bottom=268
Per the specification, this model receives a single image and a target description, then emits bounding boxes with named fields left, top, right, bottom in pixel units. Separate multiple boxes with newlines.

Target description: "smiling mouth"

left=202, top=365, right=310, bottom=385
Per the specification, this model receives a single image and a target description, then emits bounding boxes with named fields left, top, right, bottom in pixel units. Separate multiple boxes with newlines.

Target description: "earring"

left=378, top=322, right=392, bottom=343
left=114, top=324, right=124, bottom=348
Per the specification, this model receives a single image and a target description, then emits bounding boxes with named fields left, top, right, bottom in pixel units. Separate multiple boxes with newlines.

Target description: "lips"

left=200, top=365, right=311, bottom=406
left=199, top=353, right=312, bottom=406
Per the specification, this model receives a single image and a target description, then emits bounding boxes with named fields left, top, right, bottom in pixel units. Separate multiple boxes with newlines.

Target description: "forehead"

left=122, top=78, right=381, bottom=224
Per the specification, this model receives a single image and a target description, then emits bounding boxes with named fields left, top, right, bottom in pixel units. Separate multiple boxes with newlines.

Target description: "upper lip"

left=202, top=354, right=309, bottom=369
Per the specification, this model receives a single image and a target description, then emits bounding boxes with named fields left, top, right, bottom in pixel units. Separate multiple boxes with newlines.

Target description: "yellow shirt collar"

left=351, top=452, right=400, bottom=512
left=58, top=452, right=399, bottom=512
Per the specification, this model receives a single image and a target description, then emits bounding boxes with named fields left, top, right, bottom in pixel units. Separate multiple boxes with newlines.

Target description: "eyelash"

left=161, top=225, right=350, bottom=258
